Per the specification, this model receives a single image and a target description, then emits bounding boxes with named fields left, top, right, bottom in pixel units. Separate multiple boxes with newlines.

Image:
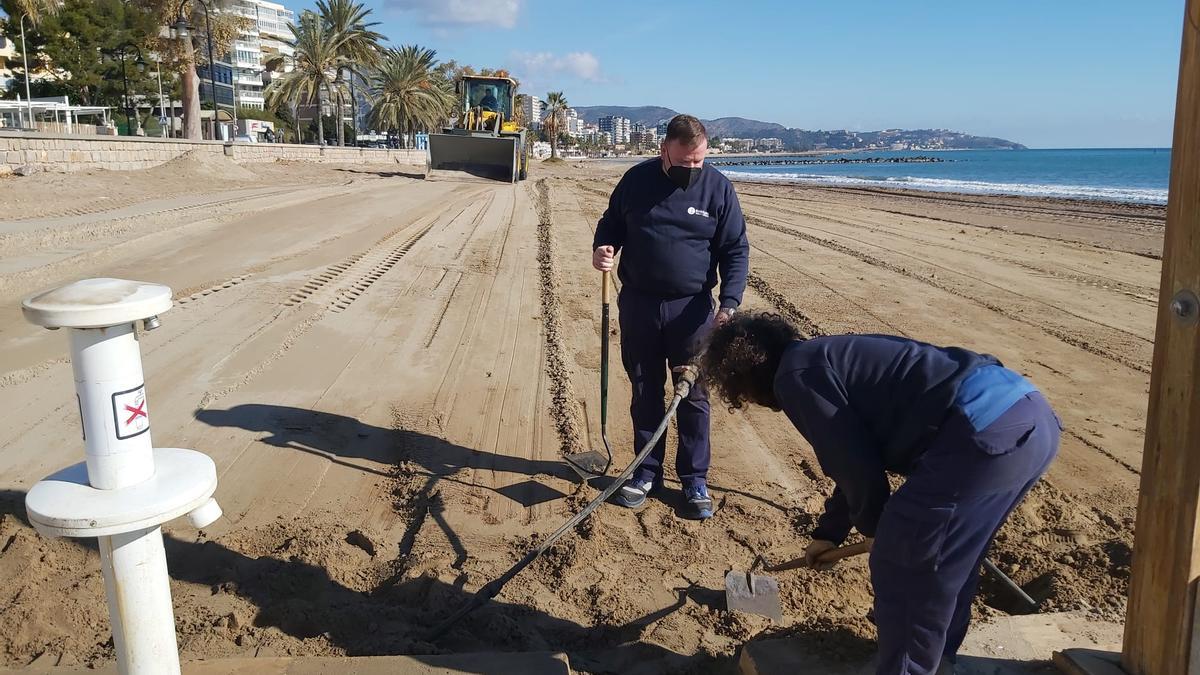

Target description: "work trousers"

left=618, top=289, right=713, bottom=489
left=869, top=392, right=1060, bottom=675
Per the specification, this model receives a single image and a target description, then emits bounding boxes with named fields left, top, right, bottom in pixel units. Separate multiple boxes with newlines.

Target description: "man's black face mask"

left=665, top=152, right=702, bottom=190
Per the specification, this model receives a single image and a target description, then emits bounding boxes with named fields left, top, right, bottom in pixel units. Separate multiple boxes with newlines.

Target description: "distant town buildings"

left=756, top=137, right=783, bottom=151
left=565, top=107, right=584, bottom=136
left=718, top=138, right=754, bottom=153
left=228, top=0, right=296, bottom=110
left=195, top=0, right=301, bottom=137
left=518, top=94, right=544, bottom=129
left=630, top=121, right=658, bottom=147
left=599, top=115, right=631, bottom=144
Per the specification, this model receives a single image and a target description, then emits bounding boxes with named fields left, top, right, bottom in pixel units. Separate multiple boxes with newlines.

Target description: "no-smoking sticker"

left=112, top=384, right=150, bottom=440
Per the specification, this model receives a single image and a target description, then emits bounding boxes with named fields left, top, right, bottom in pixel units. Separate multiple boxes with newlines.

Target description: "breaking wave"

left=719, top=170, right=1168, bottom=204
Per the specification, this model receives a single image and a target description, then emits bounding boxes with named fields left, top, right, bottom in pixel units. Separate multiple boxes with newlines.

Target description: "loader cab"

left=462, top=78, right=515, bottom=120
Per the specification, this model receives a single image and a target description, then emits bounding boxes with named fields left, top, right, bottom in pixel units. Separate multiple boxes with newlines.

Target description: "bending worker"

left=592, top=114, right=749, bottom=520
left=700, top=313, right=1060, bottom=674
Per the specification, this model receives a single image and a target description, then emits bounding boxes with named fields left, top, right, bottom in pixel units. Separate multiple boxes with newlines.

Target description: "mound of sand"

left=149, top=150, right=261, bottom=182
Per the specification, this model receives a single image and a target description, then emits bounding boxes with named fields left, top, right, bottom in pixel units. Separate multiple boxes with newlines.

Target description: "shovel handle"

left=600, top=270, right=611, bottom=430
left=765, top=540, right=872, bottom=572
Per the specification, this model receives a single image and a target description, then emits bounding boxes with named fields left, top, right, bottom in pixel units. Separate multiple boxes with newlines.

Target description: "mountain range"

left=570, top=106, right=1025, bottom=151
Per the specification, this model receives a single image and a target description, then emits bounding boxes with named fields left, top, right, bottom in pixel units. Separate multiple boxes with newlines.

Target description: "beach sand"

left=0, top=157, right=1155, bottom=672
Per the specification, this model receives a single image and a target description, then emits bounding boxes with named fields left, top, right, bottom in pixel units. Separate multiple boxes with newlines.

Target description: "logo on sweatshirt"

left=687, top=207, right=711, bottom=218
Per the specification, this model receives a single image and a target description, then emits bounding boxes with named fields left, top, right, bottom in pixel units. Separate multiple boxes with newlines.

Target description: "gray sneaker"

left=615, top=478, right=654, bottom=508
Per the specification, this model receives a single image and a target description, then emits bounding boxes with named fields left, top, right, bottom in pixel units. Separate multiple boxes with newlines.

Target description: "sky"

left=294, top=0, right=1187, bottom=148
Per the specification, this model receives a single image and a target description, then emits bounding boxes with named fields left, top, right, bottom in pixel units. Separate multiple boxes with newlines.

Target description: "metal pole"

left=231, top=68, right=238, bottom=137
left=20, top=16, right=34, bottom=130
left=198, top=0, right=217, bottom=141
left=349, top=68, right=358, bottom=146
left=119, top=51, right=132, bottom=136
left=156, top=60, right=167, bottom=138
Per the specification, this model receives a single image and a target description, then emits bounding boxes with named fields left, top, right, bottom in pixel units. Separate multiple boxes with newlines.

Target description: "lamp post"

left=19, top=15, right=34, bottom=130
left=103, top=44, right=147, bottom=136
left=155, top=59, right=167, bottom=138
left=173, top=0, right=218, bottom=141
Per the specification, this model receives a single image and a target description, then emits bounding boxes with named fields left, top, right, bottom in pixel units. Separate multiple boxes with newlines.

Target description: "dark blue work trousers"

left=618, top=289, right=713, bottom=490
left=869, top=392, right=1060, bottom=675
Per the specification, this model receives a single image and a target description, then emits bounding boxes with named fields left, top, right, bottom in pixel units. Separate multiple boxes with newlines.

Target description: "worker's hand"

left=805, top=539, right=839, bottom=571
left=593, top=245, right=615, bottom=272
left=715, top=307, right=735, bottom=326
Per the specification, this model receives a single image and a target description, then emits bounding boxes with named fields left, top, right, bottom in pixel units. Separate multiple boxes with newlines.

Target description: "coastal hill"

left=571, top=105, right=1026, bottom=150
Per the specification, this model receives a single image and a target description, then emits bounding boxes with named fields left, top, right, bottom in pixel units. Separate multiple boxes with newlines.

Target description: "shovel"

left=564, top=270, right=615, bottom=479
left=725, top=540, right=872, bottom=622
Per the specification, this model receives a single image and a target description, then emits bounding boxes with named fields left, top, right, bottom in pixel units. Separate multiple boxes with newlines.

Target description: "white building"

left=721, top=138, right=754, bottom=153
left=0, top=36, right=16, bottom=92
left=565, top=108, right=586, bottom=136
left=519, top=94, right=544, bottom=128
left=757, top=137, right=784, bottom=151
left=228, top=0, right=296, bottom=110
left=599, top=115, right=630, bottom=144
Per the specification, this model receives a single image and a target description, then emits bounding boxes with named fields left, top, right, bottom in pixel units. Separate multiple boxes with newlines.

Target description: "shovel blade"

left=724, top=570, right=783, bottom=623
left=563, top=451, right=609, bottom=479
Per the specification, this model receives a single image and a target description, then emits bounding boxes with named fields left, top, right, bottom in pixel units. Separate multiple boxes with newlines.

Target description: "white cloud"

left=386, top=0, right=522, bottom=29
left=510, top=51, right=606, bottom=85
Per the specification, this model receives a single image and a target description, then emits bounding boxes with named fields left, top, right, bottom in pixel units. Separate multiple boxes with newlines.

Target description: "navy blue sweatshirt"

left=772, top=335, right=1000, bottom=544
left=592, top=159, right=750, bottom=309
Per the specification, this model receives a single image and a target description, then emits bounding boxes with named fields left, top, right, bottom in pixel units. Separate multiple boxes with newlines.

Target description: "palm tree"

left=265, top=10, right=344, bottom=146
left=315, top=0, right=382, bottom=146
left=10, top=0, right=57, bottom=24
left=368, top=45, right=455, bottom=149
left=543, top=91, right=567, bottom=159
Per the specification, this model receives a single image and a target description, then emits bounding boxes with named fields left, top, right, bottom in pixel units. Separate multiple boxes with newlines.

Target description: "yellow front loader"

left=427, top=76, right=530, bottom=183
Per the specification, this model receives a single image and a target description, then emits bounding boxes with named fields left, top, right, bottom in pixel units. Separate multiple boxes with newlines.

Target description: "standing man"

left=592, top=114, right=749, bottom=520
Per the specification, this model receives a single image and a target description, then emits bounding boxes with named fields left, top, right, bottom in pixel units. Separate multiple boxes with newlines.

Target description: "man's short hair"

left=664, top=114, right=707, bottom=146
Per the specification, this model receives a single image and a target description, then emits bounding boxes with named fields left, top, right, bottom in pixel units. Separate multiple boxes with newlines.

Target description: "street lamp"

left=19, top=15, right=34, bottom=130
left=155, top=60, right=168, bottom=138
left=172, top=0, right=218, bottom=140
left=102, top=43, right=146, bottom=136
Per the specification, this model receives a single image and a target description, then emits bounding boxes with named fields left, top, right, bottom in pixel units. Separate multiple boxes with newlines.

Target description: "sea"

left=712, top=148, right=1171, bottom=205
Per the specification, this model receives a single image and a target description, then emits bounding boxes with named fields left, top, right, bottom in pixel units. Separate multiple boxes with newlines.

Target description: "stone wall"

left=0, top=133, right=427, bottom=174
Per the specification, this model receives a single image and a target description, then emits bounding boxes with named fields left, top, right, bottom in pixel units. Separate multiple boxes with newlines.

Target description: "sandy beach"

left=0, top=157, right=1156, bottom=672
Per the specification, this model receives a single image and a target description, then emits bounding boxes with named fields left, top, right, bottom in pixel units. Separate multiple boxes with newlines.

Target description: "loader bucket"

left=428, top=133, right=519, bottom=183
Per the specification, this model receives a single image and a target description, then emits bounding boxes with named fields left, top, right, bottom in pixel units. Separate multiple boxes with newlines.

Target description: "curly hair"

left=701, top=312, right=802, bottom=411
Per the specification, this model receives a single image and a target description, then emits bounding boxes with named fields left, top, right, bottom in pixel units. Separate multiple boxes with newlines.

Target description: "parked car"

left=233, top=134, right=256, bottom=143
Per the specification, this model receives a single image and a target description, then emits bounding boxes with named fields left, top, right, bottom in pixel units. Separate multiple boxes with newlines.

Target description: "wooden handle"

left=601, top=270, right=611, bottom=304
left=765, top=540, right=872, bottom=572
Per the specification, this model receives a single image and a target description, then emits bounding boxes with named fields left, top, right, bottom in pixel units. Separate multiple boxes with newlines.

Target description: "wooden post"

left=1123, top=0, right=1200, bottom=672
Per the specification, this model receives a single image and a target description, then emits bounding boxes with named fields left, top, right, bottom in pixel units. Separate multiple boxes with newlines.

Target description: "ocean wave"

left=718, top=170, right=1169, bottom=204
